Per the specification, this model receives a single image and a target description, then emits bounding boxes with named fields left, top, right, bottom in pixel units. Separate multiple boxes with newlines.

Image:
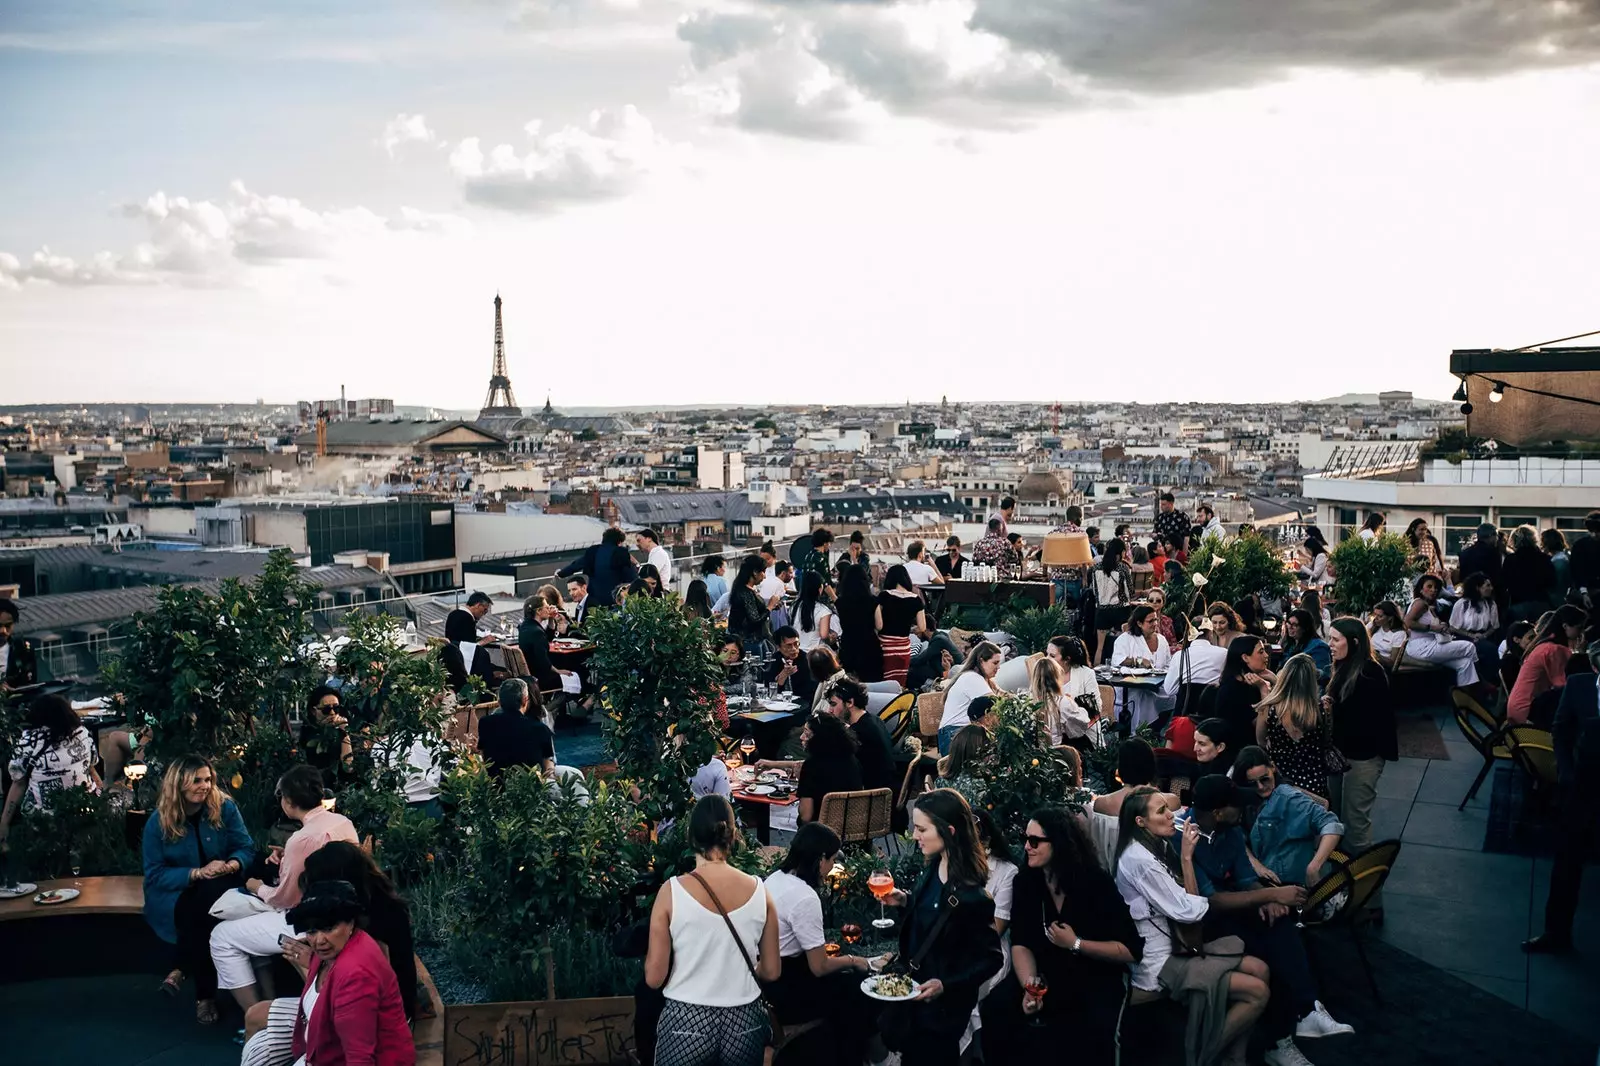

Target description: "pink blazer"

left=291, top=929, right=416, bottom=1066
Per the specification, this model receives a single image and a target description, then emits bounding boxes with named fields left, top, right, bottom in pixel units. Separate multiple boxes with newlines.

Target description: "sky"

left=4, top=0, right=1600, bottom=409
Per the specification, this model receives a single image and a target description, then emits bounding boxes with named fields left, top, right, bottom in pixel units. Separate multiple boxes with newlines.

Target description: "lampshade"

left=1041, top=531, right=1093, bottom=567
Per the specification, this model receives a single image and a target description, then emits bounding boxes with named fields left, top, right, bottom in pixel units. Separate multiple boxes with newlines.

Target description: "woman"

left=1299, top=591, right=1331, bottom=636
left=1403, top=575, right=1480, bottom=689
left=1146, top=588, right=1178, bottom=645
left=302, top=843, right=417, bottom=1022
left=1114, top=787, right=1269, bottom=1066
left=996, top=807, right=1138, bottom=1063
left=1093, top=738, right=1179, bottom=818
left=794, top=571, right=834, bottom=653
left=1368, top=600, right=1408, bottom=668
left=646, top=795, right=781, bottom=1066
left=534, top=584, right=571, bottom=635
left=807, top=647, right=845, bottom=715
left=1253, top=654, right=1333, bottom=797
left=835, top=562, right=883, bottom=683
left=1092, top=538, right=1135, bottom=663
left=1303, top=531, right=1332, bottom=589
left=1499, top=619, right=1537, bottom=692
left=762, top=824, right=875, bottom=1061
left=879, top=789, right=1003, bottom=1066
left=282, top=881, right=415, bottom=1066
left=0, top=693, right=101, bottom=850
left=727, top=555, right=774, bottom=656
left=1233, top=598, right=1268, bottom=639
left=1047, top=636, right=1102, bottom=747
left=1148, top=541, right=1170, bottom=585
left=877, top=564, right=928, bottom=687
left=1324, top=619, right=1396, bottom=916
left=1207, top=604, right=1247, bottom=650
left=638, top=563, right=667, bottom=598
left=1215, top=636, right=1274, bottom=757
left=934, top=723, right=991, bottom=794
left=1357, top=512, right=1385, bottom=543
left=1193, top=718, right=1237, bottom=777
left=1502, top=525, right=1558, bottom=622
left=518, top=596, right=570, bottom=694
left=940, top=642, right=1001, bottom=755
left=684, top=579, right=714, bottom=620
left=1449, top=573, right=1503, bottom=683
left=796, top=713, right=864, bottom=823
left=1405, top=518, right=1446, bottom=581
left=1543, top=528, right=1573, bottom=599
left=142, top=755, right=254, bottom=1025
left=1112, top=605, right=1174, bottom=730
left=1508, top=604, right=1588, bottom=726
left=1030, top=657, right=1088, bottom=748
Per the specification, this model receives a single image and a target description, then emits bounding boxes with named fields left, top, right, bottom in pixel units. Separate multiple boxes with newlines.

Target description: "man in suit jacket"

left=1458, top=523, right=1507, bottom=617
left=558, top=527, right=638, bottom=607
left=0, top=598, right=37, bottom=691
left=565, top=575, right=592, bottom=628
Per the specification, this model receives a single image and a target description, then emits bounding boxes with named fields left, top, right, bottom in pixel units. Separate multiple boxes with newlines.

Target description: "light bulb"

left=1489, top=382, right=1506, bottom=403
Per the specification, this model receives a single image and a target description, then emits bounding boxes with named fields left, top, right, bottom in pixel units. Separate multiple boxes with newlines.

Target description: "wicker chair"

left=916, top=689, right=947, bottom=743
left=817, top=788, right=894, bottom=845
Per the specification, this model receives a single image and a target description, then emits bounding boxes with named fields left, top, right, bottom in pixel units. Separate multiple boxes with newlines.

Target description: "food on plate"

left=871, top=974, right=916, bottom=999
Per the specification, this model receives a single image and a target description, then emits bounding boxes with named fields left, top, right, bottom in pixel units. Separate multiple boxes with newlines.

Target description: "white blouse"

left=796, top=603, right=833, bottom=652
left=1115, top=842, right=1210, bottom=991
left=1111, top=632, right=1172, bottom=673
left=1370, top=627, right=1407, bottom=661
left=1449, top=599, right=1499, bottom=636
left=943, top=669, right=995, bottom=731
left=1056, top=666, right=1099, bottom=740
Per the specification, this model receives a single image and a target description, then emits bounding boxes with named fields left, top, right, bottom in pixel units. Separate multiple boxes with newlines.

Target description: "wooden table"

left=0, top=876, right=144, bottom=921
left=939, top=578, right=1053, bottom=614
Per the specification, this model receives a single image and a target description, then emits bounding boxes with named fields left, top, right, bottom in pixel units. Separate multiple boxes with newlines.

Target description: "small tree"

left=1329, top=532, right=1421, bottom=617
left=1162, top=531, right=1293, bottom=622
left=961, top=693, right=1084, bottom=842
left=586, top=595, right=723, bottom=826
left=998, top=600, right=1079, bottom=655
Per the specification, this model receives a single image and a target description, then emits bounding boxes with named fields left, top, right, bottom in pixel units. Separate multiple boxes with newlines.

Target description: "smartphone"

left=278, top=933, right=305, bottom=949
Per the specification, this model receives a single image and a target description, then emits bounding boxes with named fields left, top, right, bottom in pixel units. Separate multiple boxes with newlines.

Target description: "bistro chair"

left=1452, top=689, right=1513, bottom=810
left=916, top=689, right=947, bottom=743
left=500, top=646, right=531, bottom=678
left=817, top=788, right=894, bottom=846
left=877, top=691, right=916, bottom=746
left=1505, top=726, right=1559, bottom=798
left=1299, top=839, right=1402, bottom=1002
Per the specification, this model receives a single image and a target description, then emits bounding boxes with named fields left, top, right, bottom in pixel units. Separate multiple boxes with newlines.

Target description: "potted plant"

left=1328, top=532, right=1421, bottom=619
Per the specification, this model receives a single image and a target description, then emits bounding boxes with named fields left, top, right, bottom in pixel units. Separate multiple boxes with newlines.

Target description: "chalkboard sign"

left=444, top=997, right=636, bottom=1066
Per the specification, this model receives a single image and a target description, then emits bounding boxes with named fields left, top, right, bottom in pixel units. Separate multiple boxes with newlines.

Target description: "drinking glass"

left=69, top=849, right=83, bottom=888
left=740, top=737, right=757, bottom=762
left=868, top=867, right=895, bottom=930
left=1024, top=976, right=1049, bottom=1025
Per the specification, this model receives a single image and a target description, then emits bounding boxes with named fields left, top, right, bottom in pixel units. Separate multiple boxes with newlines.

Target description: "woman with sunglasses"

left=990, top=806, right=1138, bottom=1064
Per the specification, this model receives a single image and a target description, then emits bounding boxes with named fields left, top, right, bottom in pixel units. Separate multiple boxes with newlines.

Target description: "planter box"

left=444, top=996, right=635, bottom=1066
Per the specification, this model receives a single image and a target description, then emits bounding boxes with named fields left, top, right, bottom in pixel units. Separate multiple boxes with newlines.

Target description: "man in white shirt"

left=1162, top=630, right=1228, bottom=700
left=637, top=528, right=672, bottom=586
left=903, top=540, right=943, bottom=585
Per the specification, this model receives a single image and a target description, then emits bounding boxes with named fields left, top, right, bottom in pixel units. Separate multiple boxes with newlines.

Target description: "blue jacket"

left=142, top=798, right=255, bottom=944
left=1249, top=785, right=1344, bottom=886
left=1285, top=637, right=1332, bottom=682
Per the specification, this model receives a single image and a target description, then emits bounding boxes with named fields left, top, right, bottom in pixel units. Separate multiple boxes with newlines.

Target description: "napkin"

left=561, top=673, right=582, bottom=694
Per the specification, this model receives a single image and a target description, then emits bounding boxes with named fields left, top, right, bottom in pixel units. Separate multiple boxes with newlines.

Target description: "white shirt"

left=663, top=875, right=768, bottom=1006
left=1116, top=842, right=1210, bottom=991
left=1161, top=639, right=1228, bottom=698
left=904, top=559, right=940, bottom=585
left=764, top=869, right=825, bottom=958
left=1449, top=599, right=1499, bottom=635
left=1112, top=632, right=1172, bottom=673
left=647, top=545, right=673, bottom=585
left=1056, top=665, right=1099, bottom=741
left=757, top=573, right=787, bottom=605
left=796, top=602, right=833, bottom=652
left=1371, top=627, right=1407, bottom=660
left=691, top=758, right=732, bottom=800
left=943, top=670, right=995, bottom=730
left=398, top=738, right=442, bottom=804
left=0, top=641, right=9, bottom=677
left=7, top=726, right=98, bottom=811
left=1357, top=528, right=1377, bottom=543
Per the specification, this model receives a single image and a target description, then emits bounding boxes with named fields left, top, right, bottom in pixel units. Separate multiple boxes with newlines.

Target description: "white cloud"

left=448, top=106, right=680, bottom=211
left=0, top=182, right=467, bottom=290
left=381, top=113, right=444, bottom=156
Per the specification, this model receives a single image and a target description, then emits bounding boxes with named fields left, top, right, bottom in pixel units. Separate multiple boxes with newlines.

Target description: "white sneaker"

left=1264, top=1037, right=1315, bottom=1066
left=1295, top=1002, right=1354, bottom=1039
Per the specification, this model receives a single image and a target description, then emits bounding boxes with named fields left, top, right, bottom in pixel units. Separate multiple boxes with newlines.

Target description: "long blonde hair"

left=1029, top=656, right=1065, bottom=739
left=156, top=754, right=228, bottom=841
left=1257, top=653, right=1322, bottom=735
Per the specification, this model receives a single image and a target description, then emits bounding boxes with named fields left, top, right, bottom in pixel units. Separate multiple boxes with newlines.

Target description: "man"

left=558, top=527, right=638, bottom=607
left=445, top=591, right=494, bottom=646
left=1458, top=522, right=1507, bottom=611
left=766, top=560, right=795, bottom=627
left=700, top=555, right=729, bottom=608
left=565, top=575, right=591, bottom=628
left=986, top=496, right=1016, bottom=536
left=1236, top=747, right=1344, bottom=887
left=1153, top=492, right=1190, bottom=548
left=936, top=535, right=967, bottom=580
left=971, top=518, right=1013, bottom=572
left=828, top=676, right=896, bottom=795
left=477, top=678, right=556, bottom=779
left=1162, top=619, right=1228, bottom=707
left=765, top=626, right=818, bottom=707
left=1569, top=511, right=1600, bottom=610
left=904, top=541, right=943, bottom=586
left=1084, top=526, right=1103, bottom=558
left=1524, top=641, right=1600, bottom=954
left=637, top=528, right=672, bottom=587
left=1184, top=776, right=1352, bottom=1062
left=1197, top=503, right=1225, bottom=540
left=0, top=597, right=37, bottom=690
left=837, top=530, right=871, bottom=575
left=801, top=528, right=836, bottom=594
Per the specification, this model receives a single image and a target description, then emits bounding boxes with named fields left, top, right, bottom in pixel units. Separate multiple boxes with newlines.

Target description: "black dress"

left=1214, top=677, right=1261, bottom=757
left=836, top=592, right=883, bottom=682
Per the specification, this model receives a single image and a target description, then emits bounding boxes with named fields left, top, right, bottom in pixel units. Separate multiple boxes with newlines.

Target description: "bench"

left=0, top=876, right=445, bottom=1064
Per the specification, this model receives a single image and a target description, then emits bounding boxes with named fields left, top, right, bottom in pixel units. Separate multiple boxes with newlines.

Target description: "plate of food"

left=743, top=784, right=777, bottom=796
left=1118, top=667, right=1155, bottom=676
left=34, top=888, right=80, bottom=906
left=757, top=769, right=787, bottom=783
left=860, top=974, right=921, bottom=1002
left=0, top=882, right=38, bottom=900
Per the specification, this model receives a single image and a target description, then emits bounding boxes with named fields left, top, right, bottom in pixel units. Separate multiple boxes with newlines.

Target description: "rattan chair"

left=878, top=691, right=917, bottom=746
left=817, top=788, right=894, bottom=845
left=1453, top=688, right=1513, bottom=810
left=916, top=689, right=947, bottom=742
left=1299, top=839, right=1402, bottom=1001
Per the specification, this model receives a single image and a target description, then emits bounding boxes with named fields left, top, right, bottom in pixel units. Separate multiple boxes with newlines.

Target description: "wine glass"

left=740, top=736, right=757, bottom=763
left=824, top=941, right=842, bottom=958
left=1023, top=975, right=1049, bottom=1025
left=69, top=849, right=83, bottom=888
left=868, top=867, right=896, bottom=930
left=842, top=923, right=862, bottom=947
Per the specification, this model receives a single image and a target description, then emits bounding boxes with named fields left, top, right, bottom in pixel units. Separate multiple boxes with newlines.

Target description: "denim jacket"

left=1249, top=785, right=1343, bottom=885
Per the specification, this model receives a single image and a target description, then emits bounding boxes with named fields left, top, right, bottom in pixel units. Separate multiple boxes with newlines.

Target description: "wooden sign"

left=444, top=997, right=637, bottom=1066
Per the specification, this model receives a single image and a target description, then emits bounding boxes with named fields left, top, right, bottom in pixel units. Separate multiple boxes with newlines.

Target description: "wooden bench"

left=0, top=876, right=445, bottom=1063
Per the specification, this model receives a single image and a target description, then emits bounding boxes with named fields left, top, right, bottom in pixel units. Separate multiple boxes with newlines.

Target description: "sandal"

left=160, top=969, right=184, bottom=998
left=196, top=1000, right=220, bottom=1026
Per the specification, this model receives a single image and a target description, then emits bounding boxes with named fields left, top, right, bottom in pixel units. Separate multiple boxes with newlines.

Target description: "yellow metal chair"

left=1299, top=839, right=1402, bottom=1002
left=878, top=691, right=917, bottom=747
left=1453, top=689, right=1513, bottom=811
left=1505, top=725, right=1558, bottom=796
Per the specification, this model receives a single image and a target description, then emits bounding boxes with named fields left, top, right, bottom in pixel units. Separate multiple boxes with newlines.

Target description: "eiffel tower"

left=478, top=294, right=522, bottom=419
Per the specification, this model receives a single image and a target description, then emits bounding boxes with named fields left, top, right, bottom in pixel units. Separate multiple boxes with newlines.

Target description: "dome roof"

left=1015, top=470, right=1066, bottom=502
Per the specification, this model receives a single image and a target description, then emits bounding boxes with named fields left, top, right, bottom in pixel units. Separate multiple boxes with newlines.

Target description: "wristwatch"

left=1070, top=937, right=1082, bottom=954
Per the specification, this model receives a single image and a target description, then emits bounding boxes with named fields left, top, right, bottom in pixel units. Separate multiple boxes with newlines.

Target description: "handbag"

left=684, top=871, right=788, bottom=1051
left=209, top=886, right=274, bottom=921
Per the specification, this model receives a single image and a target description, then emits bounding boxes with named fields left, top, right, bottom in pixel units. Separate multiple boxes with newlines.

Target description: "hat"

left=286, top=879, right=363, bottom=933
left=1191, top=774, right=1248, bottom=812
left=967, top=695, right=996, bottom=720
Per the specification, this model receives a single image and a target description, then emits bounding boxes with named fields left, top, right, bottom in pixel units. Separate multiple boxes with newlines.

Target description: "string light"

left=1452, top=379, right=1469, bottom=403
left=1461, top=374, right=1600, bottom=410
left=1489, top=382, right=1506, bottom=403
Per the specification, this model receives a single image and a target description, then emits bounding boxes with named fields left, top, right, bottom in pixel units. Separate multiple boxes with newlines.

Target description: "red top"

left=1507, top=643, right=1571, bottom=724
left=1163, top=716, right=1197, bottom=758
left=292, top=929, right=416, bottom=1066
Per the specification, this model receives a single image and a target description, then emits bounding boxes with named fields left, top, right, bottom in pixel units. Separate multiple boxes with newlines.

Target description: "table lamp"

left=1041, top=531, right=1093, bottom=568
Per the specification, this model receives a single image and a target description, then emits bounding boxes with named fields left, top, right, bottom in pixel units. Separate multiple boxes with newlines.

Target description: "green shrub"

left=1329, top=532, right=1421, bottom=616
left=962, top=693, right=1085, bottom=843
left=4, top=785, right=139, bottom=881
left=998, top=600, right=1079, bottom=655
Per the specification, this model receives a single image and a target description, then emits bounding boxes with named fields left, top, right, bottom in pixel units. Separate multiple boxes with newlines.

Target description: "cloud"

left=381, top=113, right=444, bottom=156
left=967, top=0, right=1600, bottom=94
left=0, top=182, right=466, bottom=290
left=448, top=106, right=678, bottom=211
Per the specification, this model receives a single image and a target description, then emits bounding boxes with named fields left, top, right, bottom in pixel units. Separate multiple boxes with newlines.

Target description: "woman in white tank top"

left=646, top=795, right=781, bottom=1066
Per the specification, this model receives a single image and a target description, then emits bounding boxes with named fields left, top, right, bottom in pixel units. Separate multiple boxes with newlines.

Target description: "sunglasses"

left=1023, top=834, right=1050, bottom=848
left=1248, top=773, right=1275, bottom=791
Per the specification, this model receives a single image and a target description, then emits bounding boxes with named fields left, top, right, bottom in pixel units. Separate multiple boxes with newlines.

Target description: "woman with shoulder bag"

left=877, top=789, right=1003, bottom=1066
left=645, top=795, right=781, bottom=1066
left=1092, top=539, right=1134, bottom=664
left=1324, top=619, right=1396, bottom=922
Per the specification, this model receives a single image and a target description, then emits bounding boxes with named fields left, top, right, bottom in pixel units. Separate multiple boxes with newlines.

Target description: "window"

left=1443, top=514, right=1484, bottom=555
left=1334, top=507, right=1358, bottom=541
left=1498, top=514, right=1539, bottom=533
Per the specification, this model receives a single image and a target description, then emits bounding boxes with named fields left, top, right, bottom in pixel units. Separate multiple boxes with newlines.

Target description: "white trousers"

left=1404, top=636, right=1479, bottom=687
left=210, top=908, right=292, bottom=991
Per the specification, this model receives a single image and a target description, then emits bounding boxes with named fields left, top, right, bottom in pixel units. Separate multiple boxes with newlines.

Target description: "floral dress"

left=1262, top=707, right=1331, bottom=796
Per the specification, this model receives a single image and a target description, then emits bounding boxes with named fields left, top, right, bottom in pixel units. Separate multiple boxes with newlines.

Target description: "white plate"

left=860, top=975, right=921, bottom=1002
left=743, top=784, right=777, bottom=796
left=757, top=770, right=786, bottom=782
left=726, top=696, right=752, bottom=706
left=0, top=882, right=38, bottom=900
left=760, top=700, right=800, bottom=712
left=33, top=888, right=80, bottom=906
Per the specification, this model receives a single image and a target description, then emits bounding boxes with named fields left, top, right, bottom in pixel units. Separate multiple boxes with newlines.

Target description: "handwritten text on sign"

left=445, top=997, right=636, bottom=1066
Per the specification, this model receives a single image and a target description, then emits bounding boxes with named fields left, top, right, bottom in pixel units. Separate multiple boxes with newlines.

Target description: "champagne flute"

left=868, top=867, right=895, bottom=930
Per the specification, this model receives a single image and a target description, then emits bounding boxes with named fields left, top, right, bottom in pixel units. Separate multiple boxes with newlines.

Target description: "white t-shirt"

left=1371, top=627, right=1407, bottom=660
left=943, top=670, right=994, bottom=730
left=757, top=573, right=788, bottom=605
left=796, top=602, right=834, bottom=652
left=904, top=560, right=940, bottom=585
left=764, top=868, right=826, bottom=958
left=1357, top=528, right=1377, bottom=543
left=647, top=544, right=673, bottom=585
